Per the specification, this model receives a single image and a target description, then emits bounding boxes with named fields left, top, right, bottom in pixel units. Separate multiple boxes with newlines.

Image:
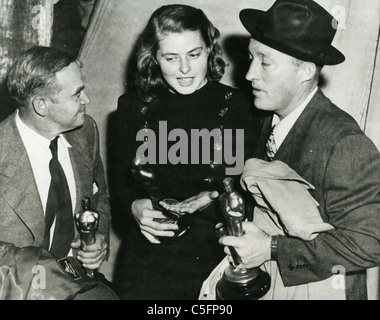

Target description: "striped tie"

left=265, top=126, right=277, bottom=161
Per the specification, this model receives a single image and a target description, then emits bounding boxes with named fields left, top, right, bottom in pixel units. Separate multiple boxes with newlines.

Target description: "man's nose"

left=81, top=91, right=91, bottom=104
left=245, top=60, right=259, bottom=81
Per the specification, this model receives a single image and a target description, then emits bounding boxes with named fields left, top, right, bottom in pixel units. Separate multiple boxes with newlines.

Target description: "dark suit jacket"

left=253, top=89, right=380, bottom=299
left=0, top=111, right=111, bottom=252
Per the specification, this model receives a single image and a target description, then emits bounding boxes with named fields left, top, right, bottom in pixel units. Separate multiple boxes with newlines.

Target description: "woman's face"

left=156, top=30, right=209, bottom=95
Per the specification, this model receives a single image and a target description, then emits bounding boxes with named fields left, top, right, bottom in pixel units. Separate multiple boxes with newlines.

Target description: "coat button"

left=303, top=258, right=309, bottom=270
left=204, top=176, right=215, bottom=184
left=140, top=106, right=149, bottom=115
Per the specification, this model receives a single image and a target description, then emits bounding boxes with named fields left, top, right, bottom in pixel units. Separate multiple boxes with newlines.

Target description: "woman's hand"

left=131, top=199, right=179, bottom=244
left=159, top=191, right=219, bottom=215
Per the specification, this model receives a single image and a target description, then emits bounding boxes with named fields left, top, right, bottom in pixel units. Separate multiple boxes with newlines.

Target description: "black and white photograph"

left=1, top=0, right=380, bottom=307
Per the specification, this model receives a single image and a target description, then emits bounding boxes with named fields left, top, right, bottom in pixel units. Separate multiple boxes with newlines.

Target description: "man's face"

left=245, top=39, right=304, bottom=118
left=156, top=30, right=209, bottom=95
left=48, top=61, right=90, bottom=132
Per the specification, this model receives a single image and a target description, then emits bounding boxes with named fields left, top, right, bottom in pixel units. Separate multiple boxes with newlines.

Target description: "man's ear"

left=299, top=62, right=317, bottom=83
left=31, top=96, right=49, bottom=117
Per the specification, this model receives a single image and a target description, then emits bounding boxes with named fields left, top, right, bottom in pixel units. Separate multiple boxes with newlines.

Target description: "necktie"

left=265, top=126, right=277, bottom=161
left=44, top=136, right=74, bottom=258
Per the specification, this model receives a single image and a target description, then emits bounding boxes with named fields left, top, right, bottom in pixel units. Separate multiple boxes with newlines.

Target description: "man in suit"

left=220, top=0, right=380, bottom=300
left=0, top=46, right=114, bottom=299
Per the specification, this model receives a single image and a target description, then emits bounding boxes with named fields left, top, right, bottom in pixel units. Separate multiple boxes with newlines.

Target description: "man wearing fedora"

left=220, top=0, right=380, bottom=300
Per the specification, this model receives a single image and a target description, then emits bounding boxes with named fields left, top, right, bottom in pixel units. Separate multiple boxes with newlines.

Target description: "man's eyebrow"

left=249, top=43, right=272, bottom=56
left=249, top=49, right=273, bottom=61
left=72, top=85, right=85, bottom=97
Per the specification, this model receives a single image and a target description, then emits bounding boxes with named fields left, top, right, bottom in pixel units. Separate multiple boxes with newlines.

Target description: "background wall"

left=0, top=0, right=96, bottom=121
left=0, top=0, right=55, bottom=122
left=78, top=0, right=380, bottom=297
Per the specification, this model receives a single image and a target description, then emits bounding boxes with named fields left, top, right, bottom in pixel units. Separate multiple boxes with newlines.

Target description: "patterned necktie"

left=43, top=136, right=74, bottom=258
left=265, top=126, right=277, bottom=161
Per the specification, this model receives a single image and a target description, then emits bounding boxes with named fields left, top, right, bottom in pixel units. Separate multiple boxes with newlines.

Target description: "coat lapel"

left=64, top=126, right=93, bottom=215
left=253, top=114, right=273, bottom=159
left=0, top=113, right=45, bottom=243
left=275, top=89, right=325, bottom=167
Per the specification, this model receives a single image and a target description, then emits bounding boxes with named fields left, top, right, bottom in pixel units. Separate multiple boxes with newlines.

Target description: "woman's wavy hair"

left=135, top=4, right=226, bottom=103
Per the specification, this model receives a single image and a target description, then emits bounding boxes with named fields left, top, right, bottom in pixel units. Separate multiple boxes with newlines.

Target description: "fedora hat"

left=239, top=0, right=345, bottom=65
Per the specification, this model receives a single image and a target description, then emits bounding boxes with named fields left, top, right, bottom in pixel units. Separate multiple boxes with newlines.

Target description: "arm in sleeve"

left=90, top=119, right=111, bottom=246
left=0, top=243, right=86, bottom=300
left=107, top=96, right=147, bottom=239
left=277, top=133, right=380, bottom=286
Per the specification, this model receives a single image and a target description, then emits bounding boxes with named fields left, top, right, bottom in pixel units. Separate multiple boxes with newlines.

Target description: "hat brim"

left=239, top=9, right=345, bottom=66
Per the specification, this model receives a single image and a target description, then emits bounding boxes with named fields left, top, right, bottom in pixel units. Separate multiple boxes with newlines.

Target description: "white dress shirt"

left=15, top=111, right=76, bottom=250
left=271, top=87, right=318, bottom=150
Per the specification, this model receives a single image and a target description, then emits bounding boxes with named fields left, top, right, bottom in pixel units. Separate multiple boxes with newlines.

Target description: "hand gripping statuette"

left=216, top=177, right=271, bottom=300
left=74, top=196, right=99, bottom=277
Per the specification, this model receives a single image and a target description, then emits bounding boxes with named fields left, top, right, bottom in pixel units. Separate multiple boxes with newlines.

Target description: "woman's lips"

left=177, top=77, right=195, bottom=86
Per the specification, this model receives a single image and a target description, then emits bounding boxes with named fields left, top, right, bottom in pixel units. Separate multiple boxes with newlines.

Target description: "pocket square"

left=93, top=182, right=99, bottom=195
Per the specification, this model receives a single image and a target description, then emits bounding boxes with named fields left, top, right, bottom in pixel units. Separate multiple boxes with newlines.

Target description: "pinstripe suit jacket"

left=0, top=111, right=111, bottom=250
left=253, top=89, right=380, bottom=299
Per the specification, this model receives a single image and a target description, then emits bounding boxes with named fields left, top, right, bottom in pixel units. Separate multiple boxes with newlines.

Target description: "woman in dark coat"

left=112, top=4, right=261, bottom=300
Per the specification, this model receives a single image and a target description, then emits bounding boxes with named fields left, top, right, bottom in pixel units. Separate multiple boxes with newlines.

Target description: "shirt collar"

left=59, top=134, right=72, bottom=149
left=16, top=110, right=50, bottom=148
left=15, top=110, right=72, bottom=148
left=272, top=87, right=318, bottom=149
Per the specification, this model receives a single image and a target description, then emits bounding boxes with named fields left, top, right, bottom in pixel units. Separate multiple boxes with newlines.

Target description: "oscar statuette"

left=74, top=196, right=99, bottom=277
left=131, top=157, right=192, bottom=239
left=216, top=177, right=271, bottom=300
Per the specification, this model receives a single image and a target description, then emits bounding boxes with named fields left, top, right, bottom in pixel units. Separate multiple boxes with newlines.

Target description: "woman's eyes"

left=188, top=52, right=201, bottom=59
left=165, top=56, right=179, bottom=62
left=165, top=52, right=201, bottom=62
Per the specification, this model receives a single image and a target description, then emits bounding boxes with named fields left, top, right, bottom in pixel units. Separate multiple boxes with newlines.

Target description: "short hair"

left=135, top=4, right=226, bottom=103
left=7, top=46, right=78, bottom=109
